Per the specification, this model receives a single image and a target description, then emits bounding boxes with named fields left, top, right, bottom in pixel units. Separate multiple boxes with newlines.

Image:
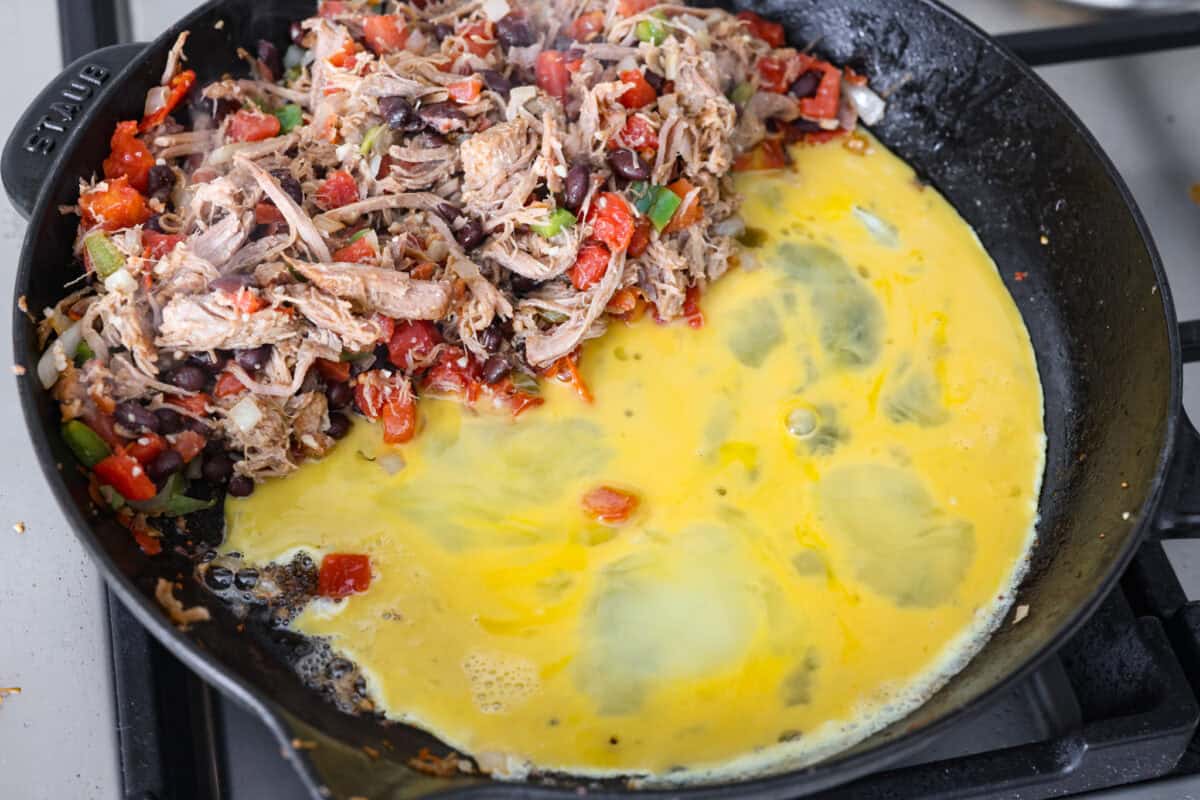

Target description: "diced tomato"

left=797, top=59, right=842, bottom=120
left=616, top=0, right=656, bottom=16
left=126, top=433, right=167, bottom=465
left=733, top=137, right=791, bottom=172
left=129, top=518, right=162, bottom=555
left=568, top=11, right=606, bottom=41
left=461, top=21, right=496, bottom=57
left=94, top=454, right=157, bottom=501
left=166, top=393, right=210, bottom=416
left=387, top=320, right=442, bottom=369
left=254, top=201, right=287, bottom=225
left=627, top=217, right=652, bottom=258
left=315, top=358, right=351, bottom=383
left=171, top=430, right=207, bottom=463
left=364, top=14, right=409, bottom=54
left=318, top=553, right=372, bottom=598
left=80, top=176, right=151, bottom=231
left=142, top=230, right=184, bottom=259
left=587, top=192, right=634, bottom=251
left=617, top=69, right=656, bottom=109
left=606, top=286, right=640, bottom=315
left=662, top=178, right=703, bottom=233
left=327, top=41, right=358, bottom=69
left=331, top=236, right=377, bottom=264
left=102, top=121, right=155, bottom=194
left=581, top=486, right=639, bottom=524
left=548, top=353, right=592, bottom=403
left=226, top=110, right=281, bottom=143
left=612, top=114, right=659, bottom=152
left=230, top=287, right=267, bottom=314
left=214, top=371, right=247, bottom=398
left=682, top=284, right=704, bottom=329
left=569, top=242, right=611, bottom=291
left=139, top=69, right=196, bottom=132
left=318, top=0, right=351, bottom=17
left=380, top=394, right=417, bottom=443
left=756, top=55, right=798, bottom=93
left=423, top=347, right=481, bottom=402
left=315, top=170, right=359, bottom=210
left=373, top=313, right=396, bottom=344
left=447, top=76, right=483, bottom=104
left=510, top=391, right=544, bottom=417
left=355, top=370, right=420, bottom=443
left=736, top=11, right=785, bottom=47
left=535, top=51, right=571, bottom=101
left=802, top=128, right=849, bottom=145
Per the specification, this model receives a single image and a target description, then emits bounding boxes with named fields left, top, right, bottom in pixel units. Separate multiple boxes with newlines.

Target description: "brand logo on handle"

left=22, top=64, right=111, bottom=156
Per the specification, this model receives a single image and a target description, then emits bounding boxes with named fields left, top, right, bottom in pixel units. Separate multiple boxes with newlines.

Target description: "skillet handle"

left=1154, top=319, right=1200, bottom=536
left=1, top=42, right=146, bottom=220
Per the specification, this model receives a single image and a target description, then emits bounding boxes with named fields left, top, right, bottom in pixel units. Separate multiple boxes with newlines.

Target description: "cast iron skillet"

left=4, top=0, right=1199, bottom=797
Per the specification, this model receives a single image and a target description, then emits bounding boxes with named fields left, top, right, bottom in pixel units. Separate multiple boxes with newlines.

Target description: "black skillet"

left=5, top=0, right=1200, bottom=797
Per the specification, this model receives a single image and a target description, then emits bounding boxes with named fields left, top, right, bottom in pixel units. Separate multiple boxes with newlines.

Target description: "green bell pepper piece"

left=273, top=104, right=303, bottom=133
left=636, top=19, right=666, bottom=45
left=74, top=339, right=95, bottom=364
left=531, top=208, right=577, bottom=238
left=360, top=123, right=386, bottom=156
left=729, top=82, right=755, bottom=106
left=647, top=186, right=682, bottom=231
left=83, top=232, right=126, bottom=278
left=348, top=228, right=372, bottom=243
left=62, top=420, right=111, bottom=467
left=628, top=181, right=656, bottom=215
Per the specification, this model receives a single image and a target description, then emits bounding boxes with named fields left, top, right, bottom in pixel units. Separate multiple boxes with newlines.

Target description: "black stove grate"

left=58, top=5, right=1200, bottom=800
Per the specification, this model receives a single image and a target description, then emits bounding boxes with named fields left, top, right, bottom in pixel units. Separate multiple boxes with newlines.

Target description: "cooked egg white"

left=223, top=133, right=1044, bottom=782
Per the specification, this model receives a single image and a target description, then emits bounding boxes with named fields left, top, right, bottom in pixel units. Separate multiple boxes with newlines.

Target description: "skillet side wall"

left=10, top=0, right=1174, bottom=791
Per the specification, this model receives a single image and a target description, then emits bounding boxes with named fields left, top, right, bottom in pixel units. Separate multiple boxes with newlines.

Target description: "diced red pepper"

left=380, top=394, right=417, bottom=443
left=126, top=433, right=167, bottom=465
left=617, top=69, right=656, bottom=109
left=254, top=201, right=287, bottom=225
left=139, top=69, right=196, bottom=132
left=581, top=486, right=639, bottom=524
left=318, top=553, right=372, bottom=598
left=94, top=454, right=157, bottom=501
left=612, top=114, right=659, bottom=152
left=331, top=236, right=377, bottom=264
left=327, top=41, right=358, bottom=69
left=548, top=353, right=592, bottom=404
left=627, top=217, right=652, bottom=258
left=355, top=371, right=420, bottom=444
left=423, top=347, right=481, bottom=402
left=171, top=429, right=206, bottom=463
left=662, top=178, right=702, bottom=233
left=227, top=110, right=281, bottom=142
left=214, top=371, right=247, bottom=398
left=461, top=21, right=496, bottom=57
left=166, top=393, right=210, bottom=416
left=569, top=11, right=606, bottom=41
left=682, top=284, right=704, bottom=329
left=606, top=286, right=640, bottom=315
left=569, top=242, right=611, bottom=291
left=315, top=358, right=351, bottom=383
left=756, top=55, right=798, bottom=94
left=616, top=0, right=656, bottom=16
left=733, top=137, right=791, bottom=172
left=536, top=51, right=571, bottom=101
left=736, top=11, right=785, bottom=48
left=387, top=320, right=442, bottom=369
left=142, top=230, right=184, bottom=259
left=510, top=391, right=544, bottom=417
left=102, top=121, right=155, bottom=194
left=797, top=58, right=842, bottom=120
left=363, top=14, right=409, bottom=54
left=231, top=287, right=267, bottom=314
left=315, top=170, right=359, bottom=210
left=587, top=192, right=634, bottom=251
left=447, top=76, right=483, bottom=104
left=129, top=517, right=162, bottom=555
left=373, top=313, right=396, bottom=344
left=80, top=176, right=151, bottom=231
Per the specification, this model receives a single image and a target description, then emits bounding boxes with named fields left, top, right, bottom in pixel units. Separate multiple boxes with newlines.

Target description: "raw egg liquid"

left=224, top=134, right=1044, bottom=782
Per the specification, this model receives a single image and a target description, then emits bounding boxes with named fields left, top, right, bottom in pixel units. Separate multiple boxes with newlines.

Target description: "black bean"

left=379, top=95, right=422, bottom=131
left=146, top=165, right=175, bottom=199
left=202, top=452, right=234, bottom=483
left=188, top=351, right=226, bottom=373
left=187, top=418, right=212, bottom=436
left=432, top=23, right=453, bottom=42
left=205, top=565, right=234, bottom=591
left=482, top=355, right=511, bottom=384
left=783, top=117, right=823, bottom=143
left=146, top=449, right=184, bottom=483
left=349, top=353, right=377, bottom=377
left=480, top=69, right=511, bottom=97
left=169, top=365, right=208, bottom=392
left=256, top=39, right=283, bottom=80
left=115, top=401, right=160, bottom=433
left=289, top=20, right=306, bottom=45
left=478, top=323, right=503, bottom=353
left=327, top=412, right=351, bottom=440
left=203, top=437, right=226, bottom=456
left=563, top=162, right=590, bottom=212
left=434, top=201, right=461, bottom=223
left=209, top=272, right=255, bottom=293
left=268, top=168, right=303, bottom=205
left=235, top=344, right=272, bottom=373
left=417, top=102, right=467, bottom=134
left=212, top=97, right=238, bottom=123
left=413, top=131, right=447, bottom=148
left=228, top=475, right=255, bottom=498
left=496, top=13, right=536, bottom=47
left=788, top=70, right=822, bottom=100
left=155, top=407, right=184, bottom=435
left=608, top=148, right=651, bottom=181
left=643, top=70, right=665, bottom=94
left=299, top=367, right=323, bottom=394
left=551, top=34, right=573, bottom=51
left=234, top=568, right=259, bottom=590
left=455, top=217, right=485, bottom=251
left=326, top=381, right=352, bottom=409
left=144, top=213, right=165, bottom=233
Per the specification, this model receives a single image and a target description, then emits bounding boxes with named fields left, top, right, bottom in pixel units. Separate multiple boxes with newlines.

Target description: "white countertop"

left=0, top=2, right=1197, bottom=798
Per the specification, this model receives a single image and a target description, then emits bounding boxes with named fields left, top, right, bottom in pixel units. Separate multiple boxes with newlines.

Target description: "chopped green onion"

left=272, top=104, right=303, bottom=133
left=729, top=82, right=755, bottom=106
left=636, top=19, right=666, bottom=45
left=98, top=485, right=126, bottom=511
left=83, top=232, right=126, bottom=278
left=129, top=473, right=215, bottom=516
left=511, top=371, right=540, bottom=394
left=62, top=420, right=111, bottom=467
left=360, top=123, right=386, bottom=156
left=348, top=228, right=372, bottom=243
left=628, top=181, right=656, bottom=215
left=647, top=186, right=682, bottom=231
left=531, top=208, right=577, bottom=238
left=539, top=309, right=569, bottom=324
left=163, top=493, right=217, bottom=516
left=74, top=339, right=95, bottom=364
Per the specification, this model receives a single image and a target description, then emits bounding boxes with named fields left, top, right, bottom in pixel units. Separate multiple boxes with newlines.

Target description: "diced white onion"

left=482, top=0, right=510, bottom=21
left=852, top=206, right=899, bottom=248
left=283, top=44, right=306, bottom=69
left=617, top=55, right=639, bottom=73
left=104, top=267, right=137, bottom=294
left=506, top=85, right=537, bottom=121
left=367, top=153, right=383, bottom=180
left=143, top=86, right=169, bottom=119
left=377, top=453, right=406, bottom=475
left=843, top=81, right=886, bottom=126
left=713, top=216, right=745, bottom=237
left=37, top=322, right=82, bottom=389
left=335, top=142, right=357, bottom=162
left=406, top=29, right=428, bottom=54
left=229, top=397, right=263, bottom=432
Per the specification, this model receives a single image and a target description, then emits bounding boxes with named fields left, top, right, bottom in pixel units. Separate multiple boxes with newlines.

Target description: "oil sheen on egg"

left=223, top=134, right=1045, bottom=782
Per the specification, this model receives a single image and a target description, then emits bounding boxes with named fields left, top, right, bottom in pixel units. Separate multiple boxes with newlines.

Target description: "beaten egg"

left=223, top=133, right=1045, bottom=781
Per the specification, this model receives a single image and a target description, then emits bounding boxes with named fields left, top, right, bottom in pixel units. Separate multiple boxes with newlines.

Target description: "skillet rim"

left=8, top=0, right=1181, bottom=795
